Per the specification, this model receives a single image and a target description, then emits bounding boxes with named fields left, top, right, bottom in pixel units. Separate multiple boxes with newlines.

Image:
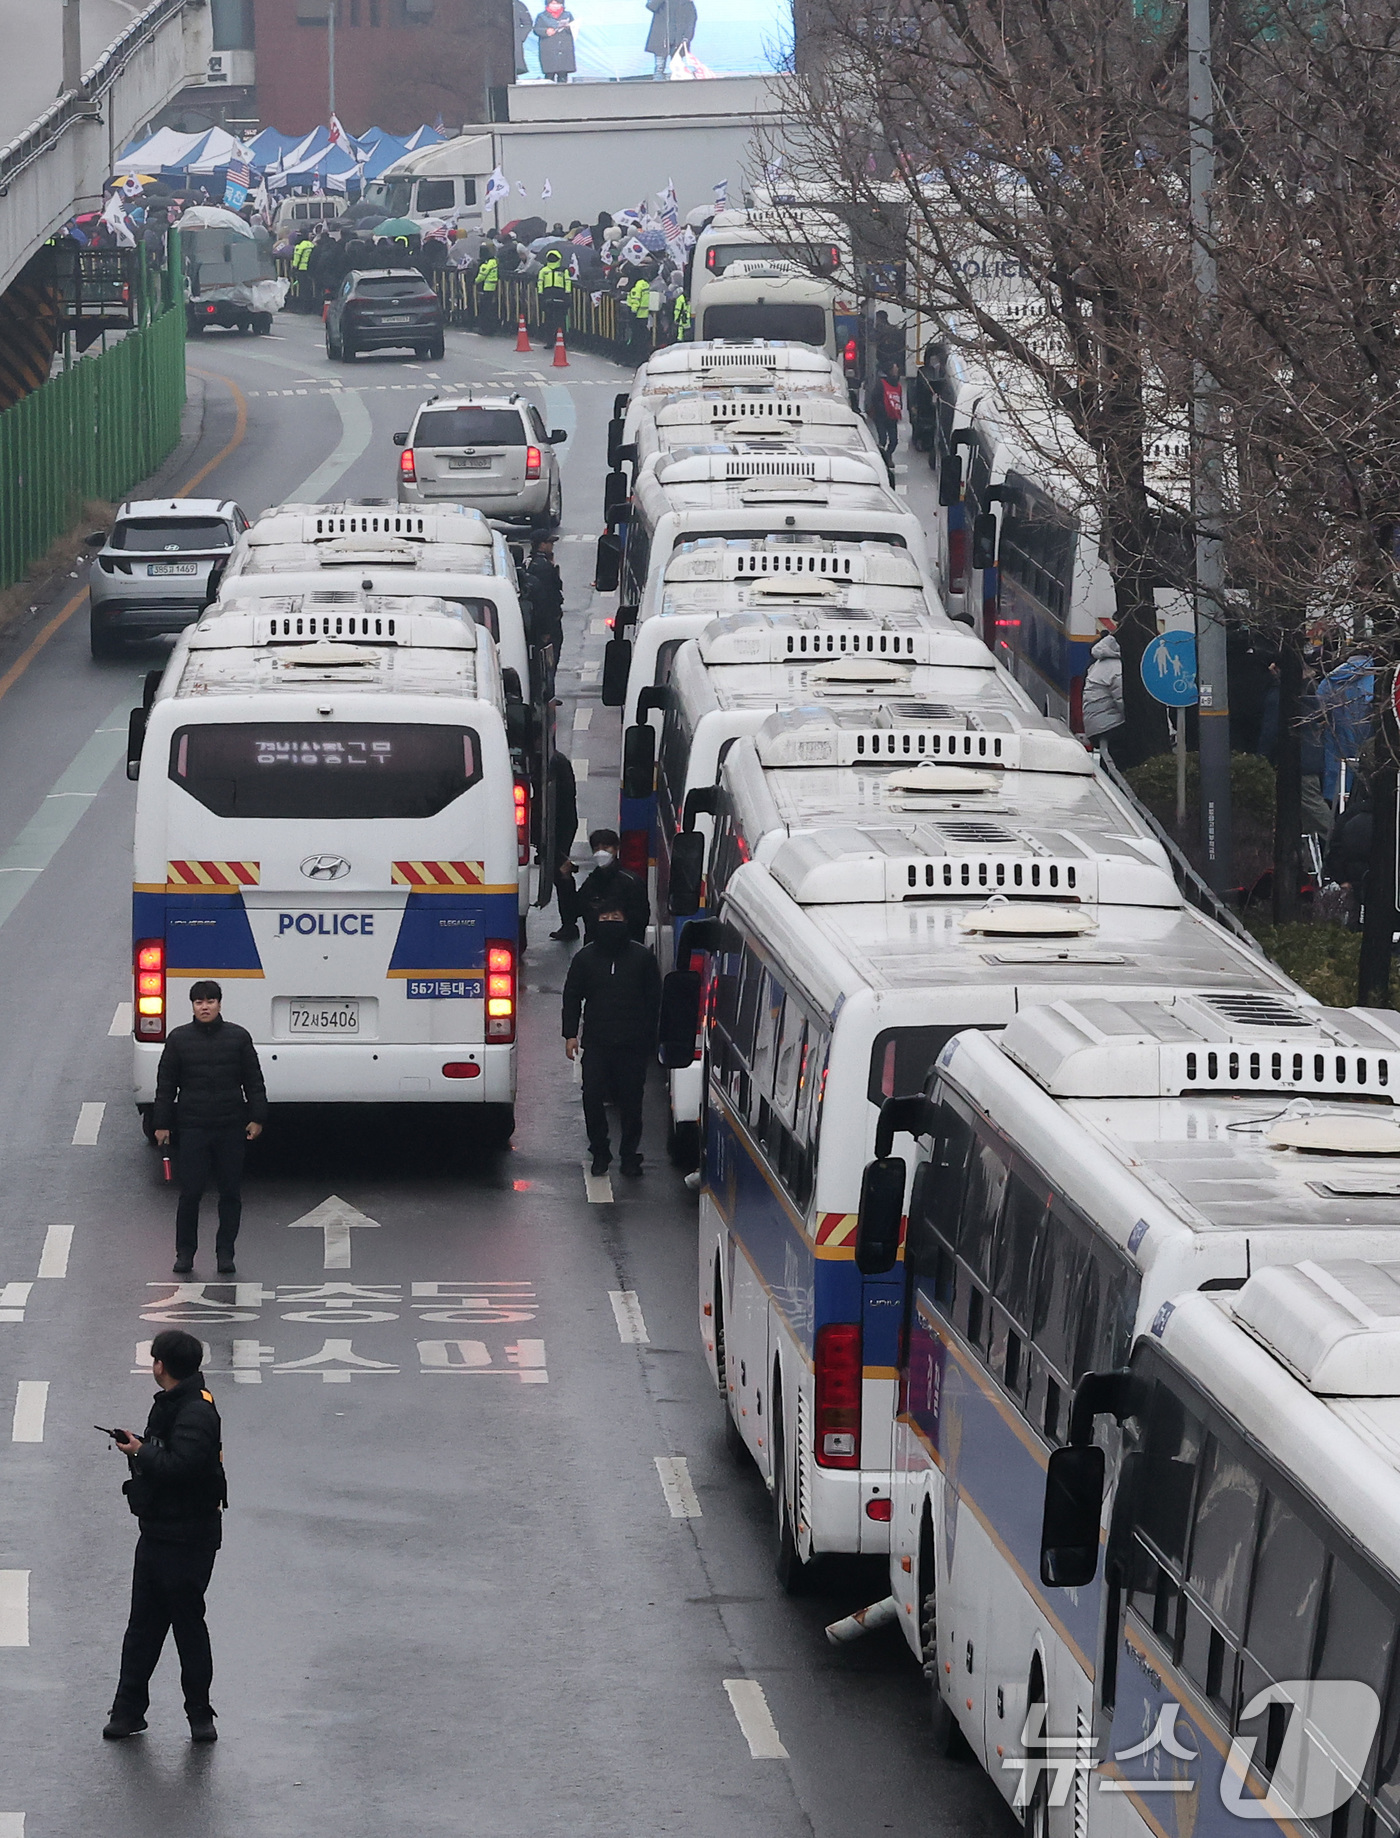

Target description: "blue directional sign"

left=1141, top=631, right=1199, bottom=707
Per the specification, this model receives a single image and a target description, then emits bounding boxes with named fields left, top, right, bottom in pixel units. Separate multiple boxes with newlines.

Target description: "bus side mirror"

left=601, top=636, right=631, bottom=707
left=658, top=968, right=702, bottom=1068
left=938, top=454, right=963, bottom=508
left=855, top=1156, right=905, bottom=1275
left=971, top=511, right=999, bottom=572
left=622, top=723, right=655, bottom=800
left=142, top=669, right=163, bottom=712
left=594, top=531, right=621, bottom=594
left=603, top=470, right=629, bottom=521
left=126, top=706, right=148, bottom=781
left=606, top=416, right=624, bottom=467
left=1039, top=1445, right=1105, bottom=1588
left=613, top=392, right=629, bottom=420
left=669, top=830, right=705, bottom=917
left=875, top=1092, right=930, bottom=1159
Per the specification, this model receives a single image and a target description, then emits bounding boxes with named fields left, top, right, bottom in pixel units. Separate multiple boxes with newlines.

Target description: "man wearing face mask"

left=562, top=906, right=661, bottom=1176
left=573, top=828, right=650, bottom=943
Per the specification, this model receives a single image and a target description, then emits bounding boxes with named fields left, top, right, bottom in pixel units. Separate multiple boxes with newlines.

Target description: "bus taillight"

left=620, top=828, right=648, bottom=875
left=134, top=938, right=166, bottom=1041
left=399, top=447, right=416, bottom=483
left=815, top=1322, right=862, bottom=1468
left=513, top=777, right=530, bottom=866
left=843, top=337, right=858, bottom=372
left=485, top=941, right=516, bottom=1043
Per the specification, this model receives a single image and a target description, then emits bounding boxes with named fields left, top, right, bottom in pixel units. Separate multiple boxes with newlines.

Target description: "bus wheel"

left=713, top=1269, right=747, bottom=1461
left=772, top=1387, right=817, bottom=1594
left=1023, top=1666, right=1049, bottom=1838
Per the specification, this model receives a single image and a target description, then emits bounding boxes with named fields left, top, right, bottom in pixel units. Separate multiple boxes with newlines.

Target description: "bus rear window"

left=443, top=597, right=499, bottom=640
left=868, top=1025, right=992, bottom=1106
left=171, top=723, right=480, bottom=819
left=701, top=304, right=829, bottom=348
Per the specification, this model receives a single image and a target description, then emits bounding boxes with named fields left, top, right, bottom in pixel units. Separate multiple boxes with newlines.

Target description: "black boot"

left=103, top=1708, right=148, bottom=1739
left=188, top=1707, right=218, bottom=1743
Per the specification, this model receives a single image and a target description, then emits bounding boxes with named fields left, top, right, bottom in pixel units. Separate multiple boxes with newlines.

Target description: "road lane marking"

left=11, top=1384, right=47, bottom=1443
left=572, top=706, right=592, bottom=731
left=0, top=1573, right=30, bottom=1647
left=589, top=618, right=610, bottom=635
left=288, top=1195, right=381, bottom=1268
left=286, top=389, right=375, bottom=504
left=654, top=1455, right=701, bottom=1517
left=582, top=1162, right=613, bottom=1203
left=108, top=1002, right=132, bottom=1036
left=37, top=1223, right=72, bottom=1279
left=0, top=1813, right=23, bottom=1835
left=579, top=661, right=600, bottom=684
left=179, top=372, right=249, bottom=499
left=0, top=1286, right=33, bottom=1323
left=72, top=1103, right=105, bottom=1146
left=608, top=1290, right=649, bottom=1343
left=573, top=759, right=589, bottom=781
left=723, top=1679, right=789, bottom=1759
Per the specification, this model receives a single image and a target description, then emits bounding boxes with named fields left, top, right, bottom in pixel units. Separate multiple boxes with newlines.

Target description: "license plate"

left=378, top=314, right=413, bottom=323
left=147, top=562, right=199, bottom=576
left=288, top=1001, right=360, bottom=1034
left=448, top=456, right=492, bottom=469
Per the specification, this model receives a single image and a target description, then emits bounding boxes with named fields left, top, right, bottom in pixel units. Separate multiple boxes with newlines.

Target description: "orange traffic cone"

left=514, top=314, right=531, bottom=353
left=552, top=326, right=569, bottom=368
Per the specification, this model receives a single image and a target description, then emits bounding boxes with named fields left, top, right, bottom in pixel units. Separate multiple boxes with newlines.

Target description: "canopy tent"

left=246, top=127, right=302, bottom=165
left=402, top=124, right=443, bottom=150
left=185, top=127, right=255, bottom=174
left=283, top=141, right=361, bottom=182
left=359, top=135, right=408, bottom=179
left=113, top=127, right=207, bottom=175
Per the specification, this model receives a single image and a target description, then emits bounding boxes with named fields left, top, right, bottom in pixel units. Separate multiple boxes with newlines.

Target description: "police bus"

left=627, top=394, right=884, bottom=488
left=852, top=994, right=1400, bottom=1833
left=663, top=828, right=1307, bottom=1588
left=127, top=596, right=520, bottom=1141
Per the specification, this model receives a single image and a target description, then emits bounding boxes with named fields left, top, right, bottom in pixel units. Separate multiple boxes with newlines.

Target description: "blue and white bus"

left=128, top=597, right=520, bottom=1142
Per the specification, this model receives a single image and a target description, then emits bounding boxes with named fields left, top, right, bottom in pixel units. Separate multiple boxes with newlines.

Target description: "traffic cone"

left=514, top=314, right=530, bottom=353
left=552, top=326, right=569, bottom=368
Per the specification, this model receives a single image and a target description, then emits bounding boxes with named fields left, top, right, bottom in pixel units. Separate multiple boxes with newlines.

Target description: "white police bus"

left=853, top=995, right=1400, bottom=1835
left=128, top=596, right=520, bottom=1140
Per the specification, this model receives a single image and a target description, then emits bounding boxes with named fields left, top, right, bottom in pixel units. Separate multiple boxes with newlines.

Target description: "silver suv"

left=395, top=395, right=565, bottom=528
left=87, top=498, right=247, bottom=657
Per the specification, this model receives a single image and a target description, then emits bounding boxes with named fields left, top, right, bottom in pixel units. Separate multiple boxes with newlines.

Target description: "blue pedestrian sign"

left=1141, top=631, right=1198, bottom=707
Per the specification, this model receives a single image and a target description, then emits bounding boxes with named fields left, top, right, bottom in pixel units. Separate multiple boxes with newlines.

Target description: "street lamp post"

left=328, top=0, right=337, bottom=118
left=1188, top=0, right=1235, bottom=896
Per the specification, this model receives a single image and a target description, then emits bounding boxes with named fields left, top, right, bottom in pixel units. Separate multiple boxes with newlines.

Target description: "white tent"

left=186, top=127, right=255, bottom=174
left=112, top=127, right=207, bottom=175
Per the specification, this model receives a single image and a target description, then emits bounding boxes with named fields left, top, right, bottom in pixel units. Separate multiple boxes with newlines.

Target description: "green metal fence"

left=0, top=297, right=186, bottom=591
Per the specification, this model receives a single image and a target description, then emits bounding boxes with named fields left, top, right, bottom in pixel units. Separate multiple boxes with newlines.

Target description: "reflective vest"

left=538, top=260, right=572, bottom=294
left=627, top=277, right=651, bottom=318
left=477, top=256, right=499, bottom=293
left=673, top=291, right=691, bottom=333
left=292, top=239, right=313, bottom=272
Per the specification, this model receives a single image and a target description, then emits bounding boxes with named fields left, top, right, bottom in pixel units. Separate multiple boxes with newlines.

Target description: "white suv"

left=395, top=394, right=565, bottom=528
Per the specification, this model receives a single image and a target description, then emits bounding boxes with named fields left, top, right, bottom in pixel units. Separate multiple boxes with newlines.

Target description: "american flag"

left=657, top=185, right=680, bottom=242
left=227, top=160, right=251, bottom=192
left=570, top=228, right=592, bottom=245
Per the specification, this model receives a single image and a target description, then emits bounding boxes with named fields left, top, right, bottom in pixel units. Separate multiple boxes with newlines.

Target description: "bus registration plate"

left=288, top=1001, right=360, bottom=1034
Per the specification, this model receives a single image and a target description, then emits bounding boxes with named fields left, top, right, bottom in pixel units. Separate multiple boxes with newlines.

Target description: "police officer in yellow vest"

left=672, top=288, right=691, bottom=340
left=475, top=244, right=501, bottom=332
left=291, top=233, right=314, bottom=310
left=537, top=247, right=573, bottom=347
left=626, top=273, right=652, bottom=355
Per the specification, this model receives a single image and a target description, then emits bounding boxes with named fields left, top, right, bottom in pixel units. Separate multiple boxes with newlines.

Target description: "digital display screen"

left=171, top=723, right=480, bottom=820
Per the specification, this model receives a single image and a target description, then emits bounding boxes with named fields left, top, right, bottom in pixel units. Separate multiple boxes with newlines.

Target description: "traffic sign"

left=1141, top=631, right=1199, bottom=707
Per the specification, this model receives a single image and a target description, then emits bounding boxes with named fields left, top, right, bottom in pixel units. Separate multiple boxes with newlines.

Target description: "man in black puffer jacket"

left=153, top=979, right=267, bottom=1276
left=105, top=1329, right=228, bottom=1743
left=562, top=906, right=661, bottom=1177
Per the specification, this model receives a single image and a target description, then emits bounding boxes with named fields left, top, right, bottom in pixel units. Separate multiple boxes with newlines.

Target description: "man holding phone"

left=103, top=1330, right=227, bottom=1743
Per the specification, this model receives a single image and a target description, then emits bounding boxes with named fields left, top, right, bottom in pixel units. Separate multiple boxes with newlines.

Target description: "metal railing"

left=0, top=294, right=186, bottom=590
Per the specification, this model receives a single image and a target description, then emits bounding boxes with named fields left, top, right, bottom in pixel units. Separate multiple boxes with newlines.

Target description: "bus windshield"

left=170, top=723, right=481, bottom=820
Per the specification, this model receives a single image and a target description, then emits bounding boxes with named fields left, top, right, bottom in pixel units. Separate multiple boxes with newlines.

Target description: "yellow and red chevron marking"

left=166, top=860, right=260, bottom=890
left=392, top=860, right=487, bottom=890
left=813, top=1212, right=858, bottom=1249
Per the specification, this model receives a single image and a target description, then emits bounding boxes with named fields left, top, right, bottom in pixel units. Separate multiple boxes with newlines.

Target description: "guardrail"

left=0, top=0, right=208, bottom=295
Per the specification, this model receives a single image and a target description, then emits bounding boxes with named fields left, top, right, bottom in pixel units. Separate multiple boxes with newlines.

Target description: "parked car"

left=395, top=394, right=565, bottom=527
left=326, top=269, right=445, bottom=361
left=87, top=498, right=248, bottom=657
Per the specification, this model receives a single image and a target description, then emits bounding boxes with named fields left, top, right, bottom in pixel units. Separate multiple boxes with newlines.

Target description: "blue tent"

left=360, top=134, right=408, bottom=179
left=247, top=127, right=302, bottom=166
left=402, top=124, right=444, bottom=150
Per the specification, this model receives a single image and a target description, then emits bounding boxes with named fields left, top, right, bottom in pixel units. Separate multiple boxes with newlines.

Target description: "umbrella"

left=367, top=217, right=421, bottom=238
left=172, top=204, right=257, bottom=236
left=506, top=214, right=546, bottom=241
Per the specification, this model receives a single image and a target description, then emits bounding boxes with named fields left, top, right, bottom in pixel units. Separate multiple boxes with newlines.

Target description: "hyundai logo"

left=300, top=854, right=351, bottom=881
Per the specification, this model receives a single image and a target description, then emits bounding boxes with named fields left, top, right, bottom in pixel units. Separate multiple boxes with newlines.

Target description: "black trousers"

left=581, top=1047, right=648, bottom=1166
left=114, top=1534, right=217, bottom=1716
left=875, top=416, right=899, bottom=460
left=539, top=294, right=569, bottom=342
left=176, top=1125, right=246, bottom=1260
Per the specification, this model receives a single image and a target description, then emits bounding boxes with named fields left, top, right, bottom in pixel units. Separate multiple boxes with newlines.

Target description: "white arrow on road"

left=287, top=1195, right=382, bottom=1269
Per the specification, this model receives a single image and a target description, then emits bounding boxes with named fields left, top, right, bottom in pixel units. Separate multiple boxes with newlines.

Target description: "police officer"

left=574, top=828, right=649, bottom=941
left=537, top=247, right=573, bottom=346
left=672, top=286, right=691, bottom=340
left=153, top=981, right=267, bottom=1276
left=104, top=1330, right=228, bottom=1744
left=562, top=906, right=661, bottom=1176
left=474, top=241, right=500, bottom=332
left=290, top=229, right=315, bottom=309
left=626, top=272, right=652, bottom=356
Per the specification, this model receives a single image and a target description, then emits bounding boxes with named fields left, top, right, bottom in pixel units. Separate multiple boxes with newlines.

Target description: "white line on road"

left=288, top=1195, right=381, bottom=1268
left=582, top=1161, right=613, bottom=1203
left=654, top=1455, right=701, bottom=1518
left=608, top=1290, right=650, bottom=1344
left=108, top=1001, right=131, bottom=1037
left=572, top=705, right=593, bottom=731
left=0, top=1573, right=30, bottom=1647
left=286, top=388, right=375, bottom=504
left=573, top=759, right=590, bottom=782
left=37, top=1223, right=72, bottom=1279
left=11, top=1383, right=47, bottom=1443
left=723, top=1679, right=789, bottom=1759
left=0, top=1285, right=33, bottom=1323
left=579, top=661, right=601, bottom=684
left=589, top=617, right=610, bottom=635
left=72, top=1103, right=105, bottom=1147
left=0, top=1813, right=23, bottom=1836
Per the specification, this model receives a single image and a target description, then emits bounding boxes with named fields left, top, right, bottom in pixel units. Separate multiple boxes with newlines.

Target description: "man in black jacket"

left=562, top=907, right=661, bottom=1175
left=105, top=1330, right=227, bottom=1744
left=574, top=828, right=649, bottom=942
left=153, top=980, right=267, bottom=1277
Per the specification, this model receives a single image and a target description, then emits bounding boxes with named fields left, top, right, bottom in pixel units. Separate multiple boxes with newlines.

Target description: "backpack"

left=881, top=378, right=904, bottom=421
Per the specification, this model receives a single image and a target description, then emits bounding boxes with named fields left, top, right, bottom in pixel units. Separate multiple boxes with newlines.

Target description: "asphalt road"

left=0, top=308, right=1018, bottom=1838
left=0, top=0, right=145, bottom=147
